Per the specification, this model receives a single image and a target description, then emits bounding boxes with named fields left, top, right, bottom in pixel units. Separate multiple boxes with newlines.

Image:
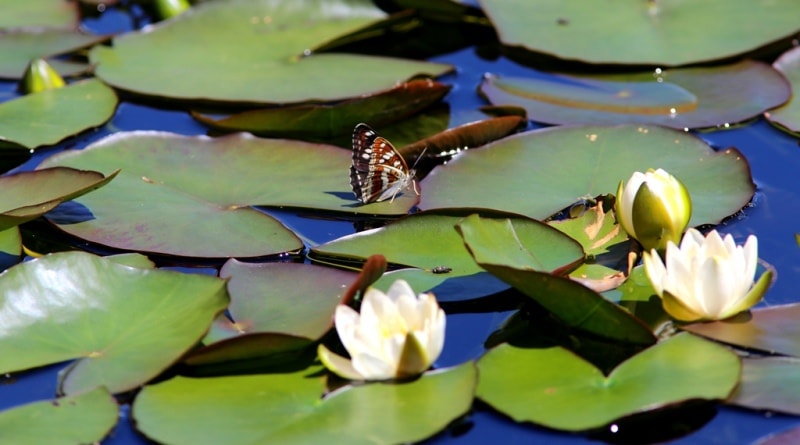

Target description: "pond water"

left=1, top=3, right=800, bottom=444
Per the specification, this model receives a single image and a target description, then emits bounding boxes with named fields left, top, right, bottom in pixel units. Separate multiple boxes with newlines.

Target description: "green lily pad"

left=311, top=211, right=582, bottom=282
left=682, top=303, right=800, bottom=357
left=420, top=124, right=755, bottom=227
left=0, top=167, right=117, bottom=231
left=192, top=79, right=450, bottom=140
left=480, top=61, right=790, bottom=129
left=134, top=362, right=476, bottom=444
left=730, top=357, right=800, bottom=415
left=458, top=214, right=654, bottom=345
left=0, top=387, right=118, bottom=445
left=0, top=0, right=79, bottom=30
left=0, top=29, right=104, bottom=78
left=476, top=333, right=740, bottom=431
left=0, top=251, right=228, bottom=395
left=767, top=46, right=800, bottom=135
left=39, top=132, right=379, bottom=258
left=479, top=0, right=800, bottom=66
left=90, top=0, right=452, bottom=105
left=0, top=79, right=118, bottom=150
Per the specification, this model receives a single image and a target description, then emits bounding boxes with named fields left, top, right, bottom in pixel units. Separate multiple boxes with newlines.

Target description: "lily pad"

left=0, top=78, right=118, bottom=150
left=39, top=131, right=378, bottom=258
left=192, top=79, right=450, bottom=140
left=0, top=226, right=21, bottom=268
left=0, top=251, right=229, bottom=395
left=682, top=303, right=800, bottom=357
left=458, top=214, right=654, bottom=345
left=480, top=61, right=790, bottom=129
left=311, top=211, right=582, bottom=281
left=134, top=362, right=476, bottom=444
left=476, top=333, right=740, bottom=431
left=0, top=0, right=79, bottom=30
left=90, top=0, right=452, bottom=105
left=767, top=46, right=800, bottom=135
left=0, top=29, right=104, bottom=78
left=730, top=357, right=800, bottom=416
left=0, top=167, right=117, bottom=231
left=420, top=124, right=755, bottom=227
left=0, top=387, right=118, bottom=445
left=479, top=0, right=800, bottom=66
left=217, top=260, right=357, bottom=340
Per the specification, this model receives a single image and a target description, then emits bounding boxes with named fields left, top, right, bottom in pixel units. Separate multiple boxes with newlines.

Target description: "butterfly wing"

left=350, top=123, right=414, bottom=203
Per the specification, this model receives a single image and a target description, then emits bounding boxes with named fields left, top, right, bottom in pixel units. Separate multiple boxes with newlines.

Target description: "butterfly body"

left=350, top=123, right=419, bottom=204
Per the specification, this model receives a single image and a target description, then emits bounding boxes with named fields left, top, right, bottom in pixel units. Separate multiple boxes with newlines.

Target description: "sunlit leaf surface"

left=421, top=124, right=755, bottom=226
left=90, top=0, right=452, bottom=105
left=134, top=363, right=476, bottom=444
left=767, top=46, right=800, bottom=135
left=0, top=252, right=228, bottom=394
left=477, top=333, right=740, bottom=431
left=479, top=0, right=800, bottom=65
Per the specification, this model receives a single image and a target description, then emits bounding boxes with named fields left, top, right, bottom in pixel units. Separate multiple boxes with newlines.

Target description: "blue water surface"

left=1, top=4, right=799, bottom=445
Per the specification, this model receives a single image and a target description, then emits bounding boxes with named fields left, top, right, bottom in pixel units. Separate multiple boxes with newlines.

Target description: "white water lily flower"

left=318, top=279, right=446, bottom=380
left=643, top=228, right=772, bottom=322
left=616, top=168, right=692, bottom=252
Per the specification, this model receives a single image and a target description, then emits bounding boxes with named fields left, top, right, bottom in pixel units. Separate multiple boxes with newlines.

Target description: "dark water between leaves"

left=2, top=5, right=800, bottom=445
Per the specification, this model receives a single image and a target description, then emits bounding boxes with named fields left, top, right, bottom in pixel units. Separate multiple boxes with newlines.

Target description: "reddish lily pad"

left=479, top=0, right=800, bottom=66
left=420, top=124, right=755, bottom=227
left=480, top=61, right=790, bottom=129
left=0, top=78, right=118, bottom=150
left=767, top=46, right=800, bottom=135
left=682, top=303, right=800, bottom=357
left=730, top=357, right=800, bottom=416
left=0, top=387, right=118, bottom=445
left=134, top=363, right=476, bottom=444
left=476, top=333, right=740, bottom=432
left=755, top=425, right=800, bottom=445
left=191, top=79, right=451, bottom=140
left=216, top=260, right=357, bottom=340
left=90, top=0, right=452, bottom=105
left=0, top=29, right=104, bottom=78
left=0, top=251, right=229, bottom=395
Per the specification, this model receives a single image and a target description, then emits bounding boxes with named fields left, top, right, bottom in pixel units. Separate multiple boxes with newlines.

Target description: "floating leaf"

left=312, top=211, right=582, bottom=281
left=0, top=29, right=104, bottom=78
left=39, top=132, right=375, bottom=258
left=730, top=357, right=800, bottom=416
left=0, top=387, right=118, bottom=445
left=134, top=363, right=476, bottom=444
left=767, top=46, right=800, bottom=135
left=476, top=333, right=740, bottom=431
left=480, top=61, right=790, bottom=129
left=0, top=226, right=21, bottom=269
left=0, top=251, right=228, bottom=394
left=90, top=0, right=452, bottom=105
left=0, top=79, right=118, bottom=150
left=192, top=79, right=450, bottom=140
left=682, top=303, right=800, bottom=357
left=479, top=0, right=800, bottom=66
left=217, top=261, right=356, bottom=340
left=0, top=167, right=117, bottom=231
left=421, top=124, right=755, bottom=227
left=458, top=214, right=653, bottom=345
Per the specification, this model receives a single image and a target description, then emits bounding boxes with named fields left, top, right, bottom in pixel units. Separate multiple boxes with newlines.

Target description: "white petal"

left=643, top=250, right=667, bottom=296
left=699, top=257, right=733, bottom=317
left=386, top=279, right=415, bottom=303
left=350, top=351, right=396, bottom=380
left=334, top=305, right=362, bottom=355
left=317, top=344, right=365, bottom=380
left=743, top=235, right=758, bottom=282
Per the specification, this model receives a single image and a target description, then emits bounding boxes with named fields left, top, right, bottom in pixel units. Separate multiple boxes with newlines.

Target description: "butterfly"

left=350, top=123, right=420, bottom=204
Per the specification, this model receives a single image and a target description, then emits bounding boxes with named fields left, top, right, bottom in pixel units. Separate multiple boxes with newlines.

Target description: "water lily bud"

left=155, top=0, right=190, bottom=19
left=643, top=228, right=772, bottom=322
left=615, top=168, right=692, bottom=253
left=318, top=279, right=446, bottom=381
left=19, top=58, right=65, bottom=94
